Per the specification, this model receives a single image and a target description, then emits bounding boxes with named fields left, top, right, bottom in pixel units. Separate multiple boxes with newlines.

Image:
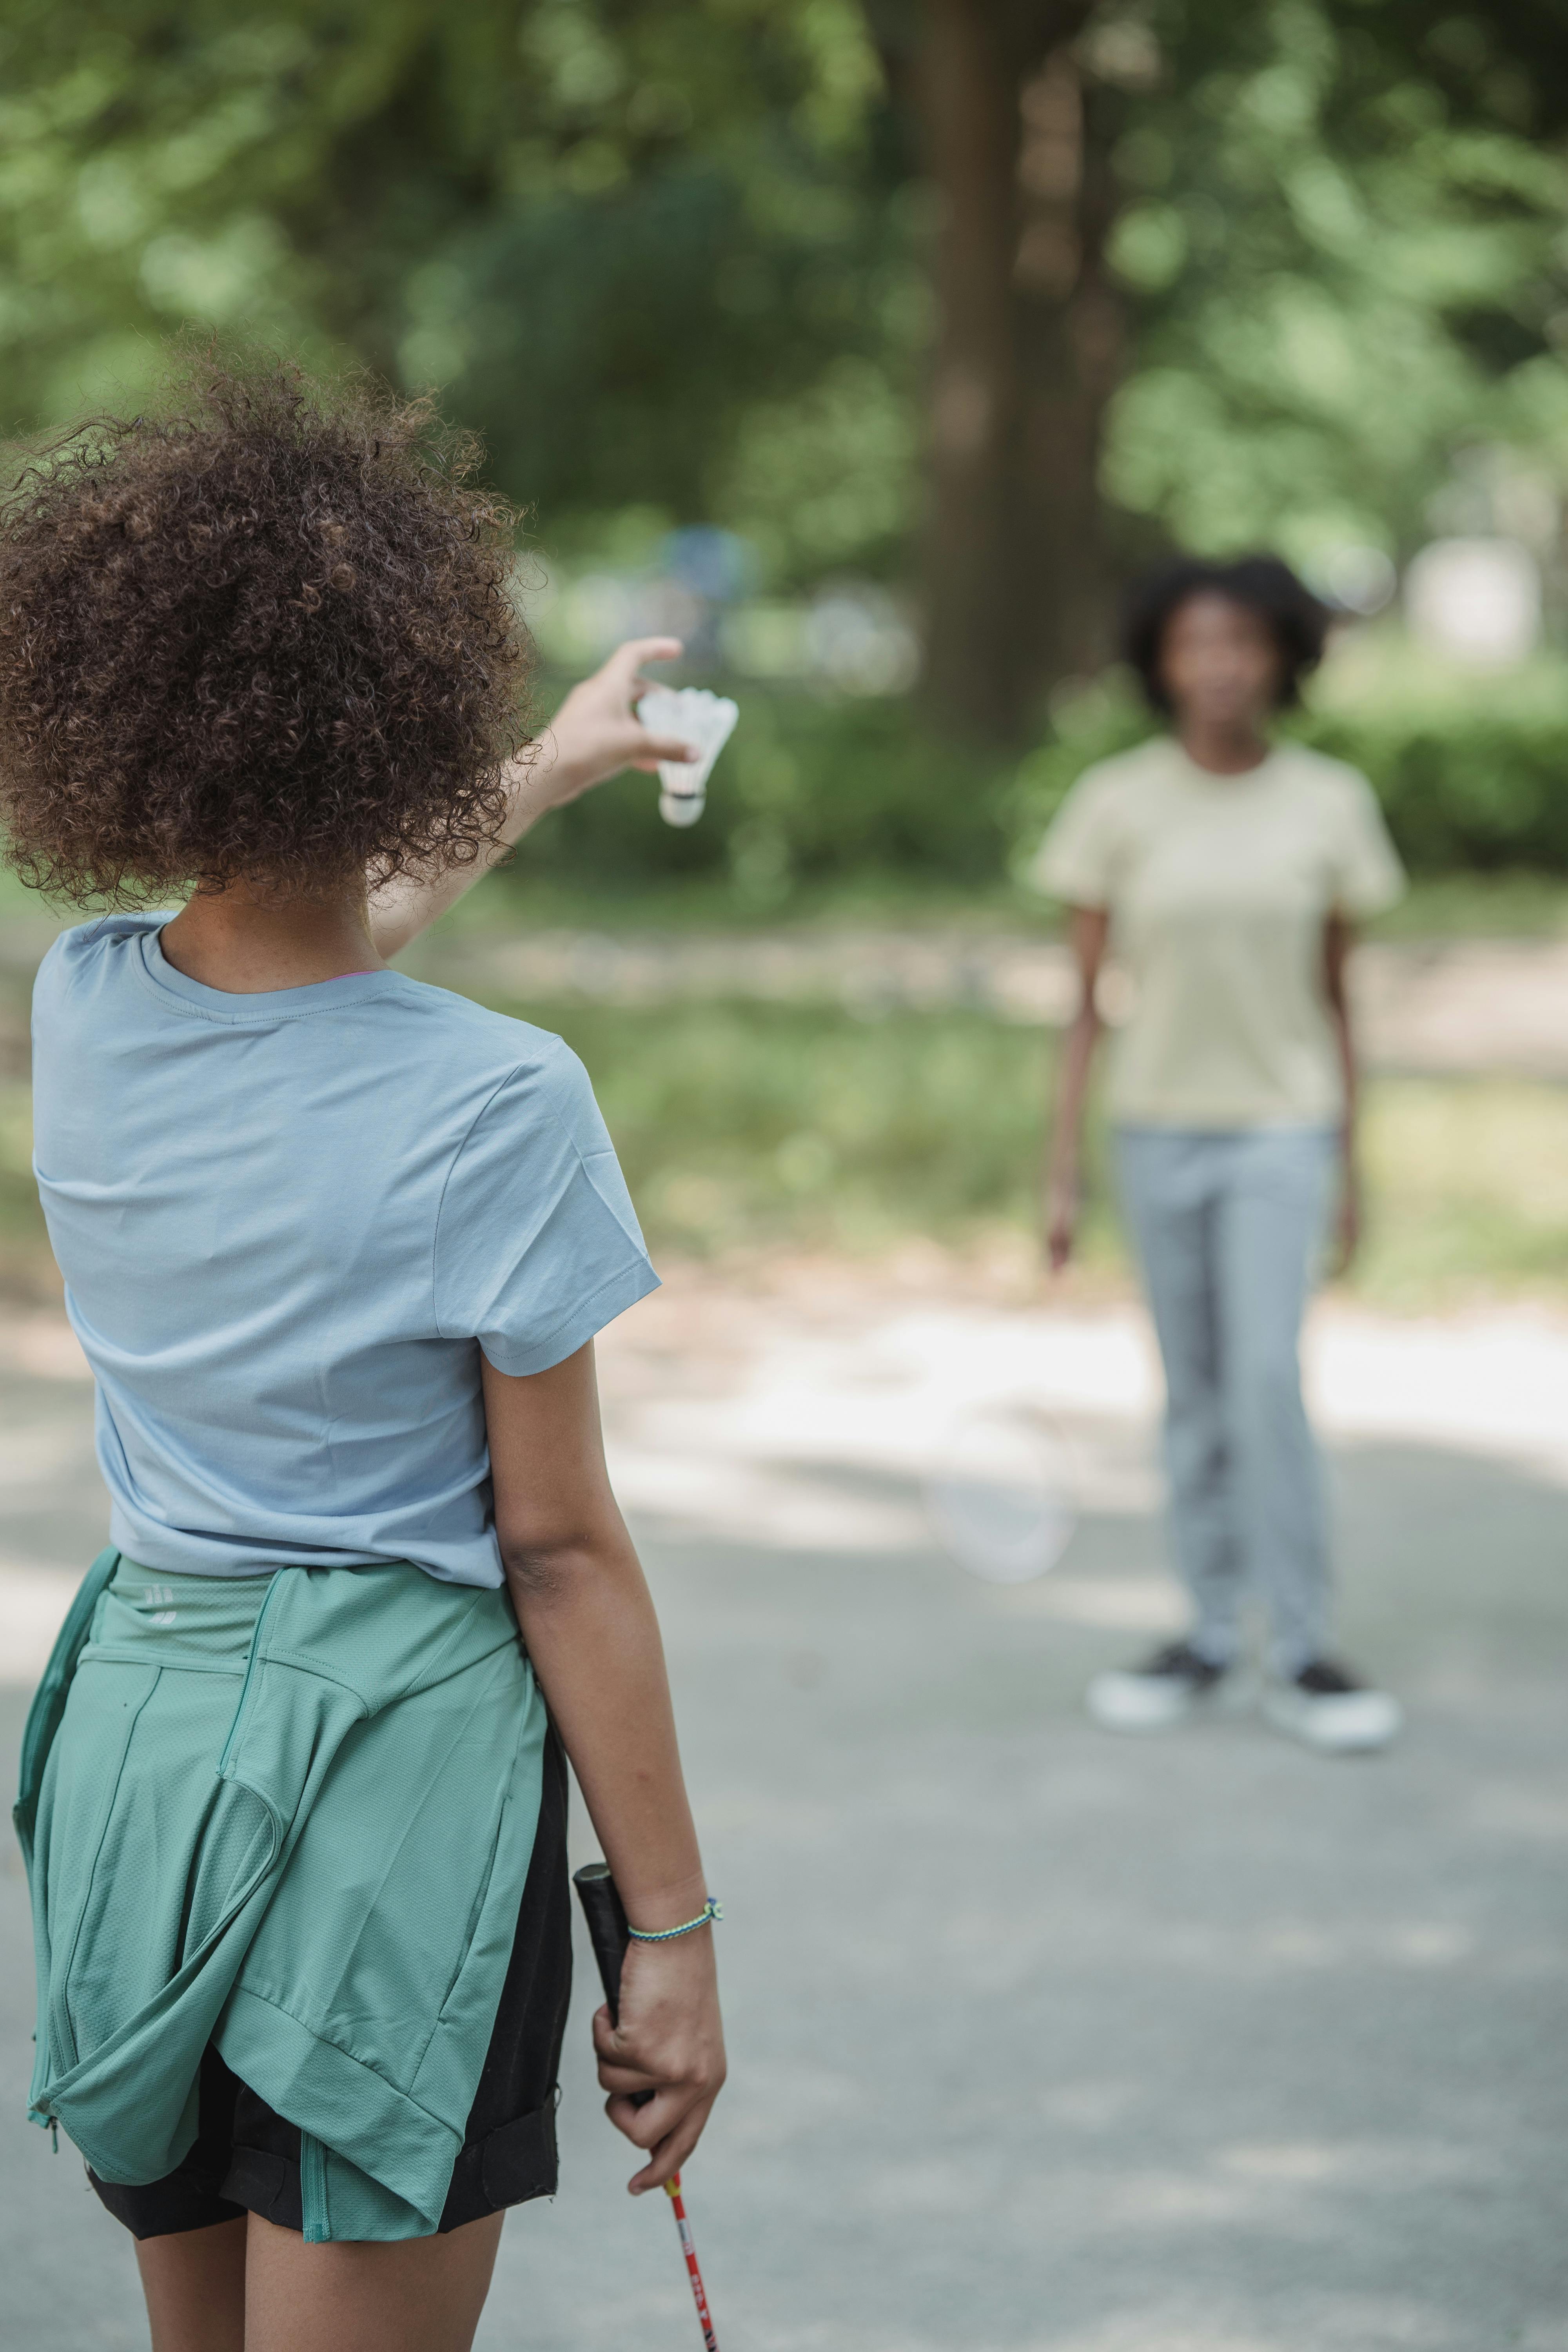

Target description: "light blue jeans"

left=1115, top=1126, right=1339, bottom=1677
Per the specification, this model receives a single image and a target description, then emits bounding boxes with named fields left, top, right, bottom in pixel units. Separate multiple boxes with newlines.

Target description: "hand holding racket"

left=576, top=1865, right=725, bottom=2347
left=580, top=1885, right=725, bottom=2194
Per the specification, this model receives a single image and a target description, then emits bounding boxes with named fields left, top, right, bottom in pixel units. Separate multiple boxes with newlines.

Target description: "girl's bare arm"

left=481, top=1341, right=725, bottom=2193
left=1043, top=904, right=1110, bottom=1269
left=1322, top=910, right=1361, bottom=1271
left=368, top=638, right=696, bottom=961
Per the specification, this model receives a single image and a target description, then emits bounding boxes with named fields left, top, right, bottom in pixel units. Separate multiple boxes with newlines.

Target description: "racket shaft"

left=668, top=2176, right=719, bottom=2351
left=576, top=1866, right=720, bottom=2345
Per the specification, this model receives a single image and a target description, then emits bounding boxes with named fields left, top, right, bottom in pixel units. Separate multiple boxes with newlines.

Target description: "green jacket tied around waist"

left=14, top=1550, right=546, bottom=2241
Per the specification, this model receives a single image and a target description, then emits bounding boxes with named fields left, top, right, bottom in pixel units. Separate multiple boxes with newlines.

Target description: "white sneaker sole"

left=1087, top=1667, right=1247, bottom=1733
left=1261, top=1686, right=1403, bottom=1753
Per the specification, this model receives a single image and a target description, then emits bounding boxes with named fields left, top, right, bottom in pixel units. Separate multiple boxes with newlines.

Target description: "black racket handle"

left=573, top=1861, right=630, bottom=2026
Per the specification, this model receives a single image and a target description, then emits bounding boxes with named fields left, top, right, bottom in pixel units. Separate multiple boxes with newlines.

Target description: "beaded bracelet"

left=626, top=1898, right=723, bottom=1944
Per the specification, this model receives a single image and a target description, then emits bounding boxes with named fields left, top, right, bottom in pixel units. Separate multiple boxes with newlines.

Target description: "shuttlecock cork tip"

left=637, top=687, right=739, bottom=828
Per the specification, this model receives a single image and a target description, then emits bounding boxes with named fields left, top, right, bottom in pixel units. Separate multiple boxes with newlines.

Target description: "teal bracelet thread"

left=625, top=1898, right=723, bottom=1944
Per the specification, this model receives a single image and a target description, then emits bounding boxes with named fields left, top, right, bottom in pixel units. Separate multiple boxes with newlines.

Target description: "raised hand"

left=368, top=637, right=701, bottom=959
left=528, top=635, right=698, bottom=812
left=1044, top=1169, right=1079, bottom=1272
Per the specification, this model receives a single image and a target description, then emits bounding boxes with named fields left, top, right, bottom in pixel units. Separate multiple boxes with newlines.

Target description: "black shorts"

left=88, top=1726, right=572, bottom=2242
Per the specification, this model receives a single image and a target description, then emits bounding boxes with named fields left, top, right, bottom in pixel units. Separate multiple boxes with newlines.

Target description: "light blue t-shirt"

left=31, top=915, right=658, bottom=1586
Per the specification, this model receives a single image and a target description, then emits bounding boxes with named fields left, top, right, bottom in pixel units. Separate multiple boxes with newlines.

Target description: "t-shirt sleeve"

left=433, top=1044, right=659, bottom=1377
left=1027, top=766, right=1123, bottom=906
left=1329, top=770, right=1406, bottom=917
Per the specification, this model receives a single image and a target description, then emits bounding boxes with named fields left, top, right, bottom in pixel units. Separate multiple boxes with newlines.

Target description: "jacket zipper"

left=301, top=2132, right=330, bottom=2241
left=217, top=1572, right=286, bottom=1780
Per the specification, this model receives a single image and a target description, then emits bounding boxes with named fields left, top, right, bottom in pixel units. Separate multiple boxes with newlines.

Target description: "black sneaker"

left=1087, top=1640, right=1233, bottom=1733
left=1262, top=1657, right=1402, bottom=1752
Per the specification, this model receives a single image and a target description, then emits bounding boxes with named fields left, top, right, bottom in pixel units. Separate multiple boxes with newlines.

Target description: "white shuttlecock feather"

left=636, top=686, right=739, bottom=827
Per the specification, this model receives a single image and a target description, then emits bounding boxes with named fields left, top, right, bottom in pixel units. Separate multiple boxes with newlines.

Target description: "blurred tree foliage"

left=2, top=0, right=1568, bottom=741
left=0, top=0, right=920, bottom=578
left=524, top=664, right=1568, bottom=888
left=529, top=678, right=1014, bottom=891
left=1102, top=0, right=1568, bottom=566
left=875, top=0, right=1568, bottom=735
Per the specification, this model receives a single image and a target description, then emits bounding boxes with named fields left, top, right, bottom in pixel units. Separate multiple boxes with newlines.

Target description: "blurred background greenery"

left=5, top=0, right=1568, bottom=1299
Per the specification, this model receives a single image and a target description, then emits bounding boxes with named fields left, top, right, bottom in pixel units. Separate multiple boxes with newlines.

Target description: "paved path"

left=2, top=1283, right=1566, bottom=2350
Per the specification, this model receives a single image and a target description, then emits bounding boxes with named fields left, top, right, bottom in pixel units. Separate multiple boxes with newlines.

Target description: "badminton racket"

left=573, top=1862, right=720, bottom=2352
left=924, top=1401, right=1079, bottom=1584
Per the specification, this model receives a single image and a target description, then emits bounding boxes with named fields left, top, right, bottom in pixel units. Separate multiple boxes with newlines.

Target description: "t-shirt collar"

left=137, top=923, right=405, bottom=1022
left=1170, top=738, right=1281, bottom=789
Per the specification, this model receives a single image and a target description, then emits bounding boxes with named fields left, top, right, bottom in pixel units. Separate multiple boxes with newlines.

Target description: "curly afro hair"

left=1122, top=555, right=1329, bottom=715
left=0, top=352, right=535, bottom=906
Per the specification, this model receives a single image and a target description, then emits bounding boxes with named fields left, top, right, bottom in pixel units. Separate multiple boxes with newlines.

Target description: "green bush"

left=1304, top=702, right=1568, bottom=872
left=1009, top=668, right=1568, bottom=879
left=526, top=681, right=1015, bottom=899
left=525, top=662, right=1568, bottom=897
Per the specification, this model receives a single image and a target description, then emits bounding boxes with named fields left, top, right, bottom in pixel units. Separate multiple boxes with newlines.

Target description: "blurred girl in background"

left=1035, top=557, right=1404, bottom=1755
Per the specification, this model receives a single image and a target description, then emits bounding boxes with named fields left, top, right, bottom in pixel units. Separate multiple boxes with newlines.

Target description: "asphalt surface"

left=2, top=1303, right=1566, bottom=2352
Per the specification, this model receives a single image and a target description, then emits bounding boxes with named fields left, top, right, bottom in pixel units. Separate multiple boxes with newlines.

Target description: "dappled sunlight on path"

left=4, top=1276, right=1568, bottom=1676
left=2, top=1270, right=1565, bottom=2349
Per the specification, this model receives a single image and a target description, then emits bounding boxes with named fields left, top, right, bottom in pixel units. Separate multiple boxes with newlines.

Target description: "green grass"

left=471, top=992, right=1568, bottom=1302
left=432, top=859, right=1568, bottom=944
left=420, top=864, right=1054, bottom=941
left=4, top=975, right=1568, bottom=1304
left=1358, top=1077, right=1568, bottom=1303
left=506, top=996, right=1105, bottom=1260
left=10, top=842, right=1568, bottom=948
left=1373, top=872, right=1568, bottom=940
left=0, top=1078, right=53, bottom=1296
left=3, top=885, right=1568, bottom=1306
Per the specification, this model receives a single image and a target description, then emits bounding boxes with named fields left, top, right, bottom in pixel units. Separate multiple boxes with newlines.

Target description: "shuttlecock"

left=636, top=686, right=739, bottom=827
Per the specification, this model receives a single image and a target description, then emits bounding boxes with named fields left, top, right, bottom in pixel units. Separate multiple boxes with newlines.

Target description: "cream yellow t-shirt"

left=1030, top=737, right=1405, bottom=1128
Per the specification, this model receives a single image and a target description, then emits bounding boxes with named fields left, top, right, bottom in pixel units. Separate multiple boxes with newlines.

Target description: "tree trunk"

left=909, top=0, right=1122, bottom=743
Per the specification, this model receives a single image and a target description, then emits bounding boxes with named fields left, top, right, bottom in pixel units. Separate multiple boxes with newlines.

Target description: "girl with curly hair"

left=4, top=356, right=723, bottom=2352
left=1034, top=557, right=1405, bottom=1756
